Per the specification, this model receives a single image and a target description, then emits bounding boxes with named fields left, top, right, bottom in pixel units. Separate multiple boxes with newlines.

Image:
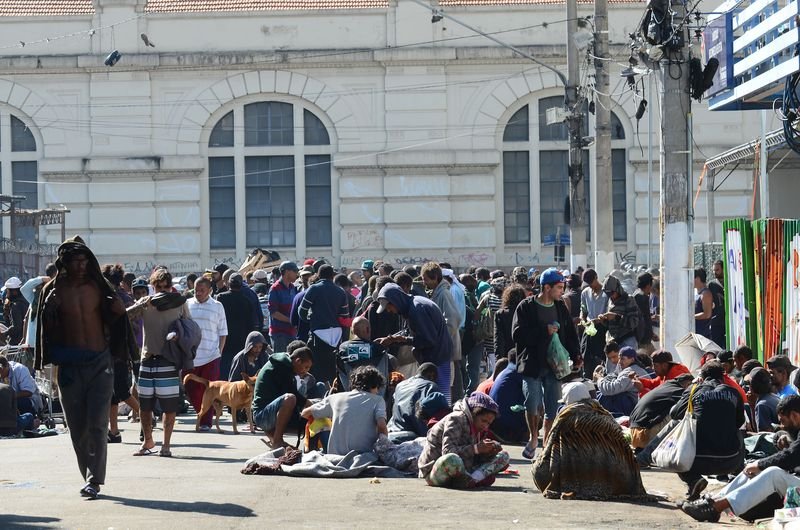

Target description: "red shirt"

left=639, top=363, right=691, bottom=396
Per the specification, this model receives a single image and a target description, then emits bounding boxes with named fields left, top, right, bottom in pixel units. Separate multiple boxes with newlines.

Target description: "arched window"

left=207, top=102, right=332, bottom=250
left=0, top=112, right=38, bottom=241
left=501, top=96, right=628, bottom=244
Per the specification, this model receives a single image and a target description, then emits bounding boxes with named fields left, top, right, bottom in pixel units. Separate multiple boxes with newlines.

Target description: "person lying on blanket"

left=417, top=392, right=509, bottom=489
left=301, top=365, right=388, bottom=455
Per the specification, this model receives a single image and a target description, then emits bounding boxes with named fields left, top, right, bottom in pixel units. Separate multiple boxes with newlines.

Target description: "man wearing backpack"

left=512, top=268, right=580, bottom=459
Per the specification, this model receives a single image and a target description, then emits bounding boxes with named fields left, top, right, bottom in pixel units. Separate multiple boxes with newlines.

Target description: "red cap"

left=303, top=258, right=315, bottom=266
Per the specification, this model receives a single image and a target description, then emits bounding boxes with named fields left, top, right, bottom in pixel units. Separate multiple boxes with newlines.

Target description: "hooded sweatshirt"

left=378, top=284, right=452, bottom=365
left=35, top=237, right=137, bottom=368
left=228, top=331, right=269, bottom=381
left=602, top=276, right=640, bottom=343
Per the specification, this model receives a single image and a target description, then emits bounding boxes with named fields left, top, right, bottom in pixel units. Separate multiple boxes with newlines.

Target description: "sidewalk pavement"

left=1, top=413, right=745, bottom=529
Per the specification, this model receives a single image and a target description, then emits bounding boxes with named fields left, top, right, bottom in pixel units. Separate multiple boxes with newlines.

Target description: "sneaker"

left=686, top=477, right=708, bottom=502
left=522, top=442, right=535, bottom=460
left=681, top=498, right=720, bottom=523
left=107, top=431, right=122, bottom=444
left=199, top=425, right=211, bottom=432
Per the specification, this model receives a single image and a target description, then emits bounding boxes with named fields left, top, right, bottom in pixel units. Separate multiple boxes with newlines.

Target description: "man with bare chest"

left=35, top=237, right=131, bottom=500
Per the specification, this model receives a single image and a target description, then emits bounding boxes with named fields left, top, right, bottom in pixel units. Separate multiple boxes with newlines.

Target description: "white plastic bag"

left=651, top=385, right=698, bottom=472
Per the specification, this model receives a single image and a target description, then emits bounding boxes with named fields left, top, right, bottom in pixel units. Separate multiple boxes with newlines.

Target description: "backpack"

left=472, top=293, right=495, bottom=343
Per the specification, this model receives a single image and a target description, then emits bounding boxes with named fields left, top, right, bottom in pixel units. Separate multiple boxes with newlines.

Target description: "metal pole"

left=760, top=110, right=769, bottom=218
left=567, top=0, right=587, bottom=270
left=647, top=72, right=653, bottom=267
left=593, top=0, right=614, bottom=275
left=659, top=0, right=693, bottom=354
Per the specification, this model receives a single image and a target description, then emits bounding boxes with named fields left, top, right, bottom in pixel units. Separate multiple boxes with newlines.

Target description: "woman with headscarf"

left=418, top=391, right=509, bottom=488
left=532, top=399, right=650, bottom=500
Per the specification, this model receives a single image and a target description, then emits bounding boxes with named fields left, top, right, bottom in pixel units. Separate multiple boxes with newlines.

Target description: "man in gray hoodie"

left=600, top=275, right=640, bottom=350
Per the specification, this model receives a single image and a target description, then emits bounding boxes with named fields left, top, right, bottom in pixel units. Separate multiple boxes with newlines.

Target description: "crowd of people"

left=4, top=238, right=800, bottom=524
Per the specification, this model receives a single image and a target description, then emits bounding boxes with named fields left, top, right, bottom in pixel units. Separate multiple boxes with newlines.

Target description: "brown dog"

left=183, top=373, right=256, bottom=434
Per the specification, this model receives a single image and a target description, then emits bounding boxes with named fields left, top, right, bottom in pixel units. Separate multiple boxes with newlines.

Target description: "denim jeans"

left=465, top=343, right=484, bottom=394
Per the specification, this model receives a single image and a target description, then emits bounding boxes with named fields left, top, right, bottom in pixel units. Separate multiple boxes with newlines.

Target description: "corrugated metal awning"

left=705, top=128, right=787, bottom=170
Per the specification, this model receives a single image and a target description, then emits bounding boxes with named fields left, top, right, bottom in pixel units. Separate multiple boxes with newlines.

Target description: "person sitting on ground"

left=748, top=367, right=779, bottom=433
left=387, top=362, right=439, bottom=443
left=489, top=350, right=528, bottom=443
left=767, top=355, right=799, bottom=398
left=629, top=373, right=694, bottom=450
left=229, top=331, right=270, bottom=382
left=681, top=394, right=800, bottom=523
left=476, top=357, right=509, bottom=395
left=0, top=355, right=42, bottom=416
left=418, top=392, right=509, bottom=489
left=638, top=360, right=745, bottom=502
left=0, top=382, right=36, bottom=436
left=593, top=341, right=620, bottom=382
left=252, top=346, right=314, bottom=449
left=338, top=316, right=386, bottom=392
left=301, top=365, right=388, bottom=455
left=596, top=346, right=649, bottom=417
left=532, top=398, right=649, bottom=500
left=418, top=391, right=451, bottom=429
left=634, top=350, right=691, bottom=396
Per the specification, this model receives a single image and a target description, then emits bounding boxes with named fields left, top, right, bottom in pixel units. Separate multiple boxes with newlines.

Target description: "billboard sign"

left=703, top=12, right=734, bottom=98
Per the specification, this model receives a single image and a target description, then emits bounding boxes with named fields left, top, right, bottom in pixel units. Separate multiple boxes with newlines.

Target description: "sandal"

left=108, top=431, right=122, bottom=444
left=132, top=447, right=156, bottom=456
left=80, top=483, right=100, bottom=500
left=158, top=449, right=172, bottom=458
left=522, top=442, right=535, bottom=460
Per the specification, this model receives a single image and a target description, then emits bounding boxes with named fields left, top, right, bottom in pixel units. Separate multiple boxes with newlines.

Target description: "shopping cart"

left=35, top=364, right=65, bottom=429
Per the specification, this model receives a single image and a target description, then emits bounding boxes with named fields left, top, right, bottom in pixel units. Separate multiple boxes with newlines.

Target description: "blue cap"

left=539, top=267, right=565, bottom=286
left=419, top=392, right=449, bottom=416
left=361, top=260, right=374, bottom=270
left=528, top=267, right=539, bottom=278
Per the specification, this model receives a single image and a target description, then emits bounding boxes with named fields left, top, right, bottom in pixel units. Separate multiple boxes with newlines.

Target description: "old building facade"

left=0, top=0, right=765, bottom=275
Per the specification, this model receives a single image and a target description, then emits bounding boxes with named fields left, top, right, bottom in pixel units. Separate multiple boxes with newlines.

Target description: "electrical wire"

left=712, top=161, right=740, bottom=192
left=0, top=14, right=144, bottom=51
left=782, top=71, right=800, bottom=154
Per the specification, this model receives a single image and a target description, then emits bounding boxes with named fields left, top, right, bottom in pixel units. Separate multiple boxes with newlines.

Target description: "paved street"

left=1, top=414, right=746, bottom=529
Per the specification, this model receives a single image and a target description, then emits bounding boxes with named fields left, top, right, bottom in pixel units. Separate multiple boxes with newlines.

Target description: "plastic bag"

left=583, top=320, right=598, bottom=337
left=546, top=333, right=572, bottom=380
left=651, top=385, right=698, bottom=472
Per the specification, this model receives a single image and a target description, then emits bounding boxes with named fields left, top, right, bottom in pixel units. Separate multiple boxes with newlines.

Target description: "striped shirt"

left=187, top=296, right=228, bottom=367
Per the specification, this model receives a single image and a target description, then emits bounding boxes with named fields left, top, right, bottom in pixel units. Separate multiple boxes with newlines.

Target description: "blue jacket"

left=298, top=279, right=349, bottom=331
left=241, top=284, right=264, bottom=332
left=378, top=284, right=452, bottom=365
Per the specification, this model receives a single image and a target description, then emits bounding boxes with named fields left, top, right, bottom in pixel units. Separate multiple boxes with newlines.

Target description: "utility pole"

left=592, top=0, right=615, bottom=276
left=659, top=0, right=693, bottom=353
left=567, top=0, right=587, bottom=270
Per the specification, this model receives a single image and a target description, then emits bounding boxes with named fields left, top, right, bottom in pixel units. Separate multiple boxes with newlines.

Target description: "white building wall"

left=0, top=0, right=766, bottom=275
